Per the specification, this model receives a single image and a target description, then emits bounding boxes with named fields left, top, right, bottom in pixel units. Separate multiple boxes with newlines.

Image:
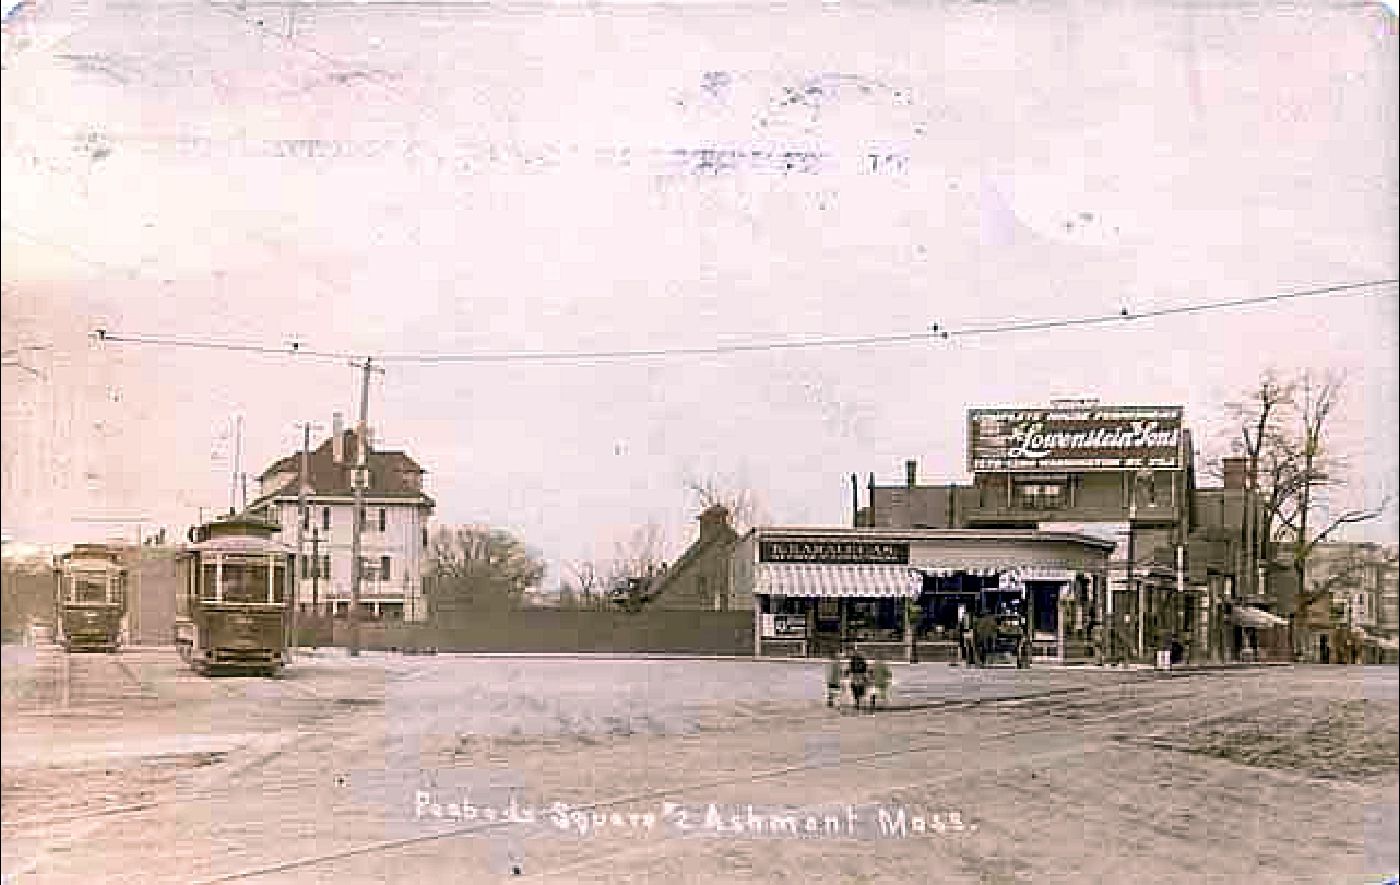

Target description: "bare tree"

left=610, top=520, right=669, bottom=581
left=424, top=525, right=546, bottom=615
left=560, top=560, right=605, bottom=610
left=1271, top=374, right=1389, bottom=633
left=1222, top=371, right=1295, bottom=598
left=606, top=521, right=671, bottom=612
left=684, top=473, right=768, bottom=533
left=1222, top=371, right=1391, bottom=655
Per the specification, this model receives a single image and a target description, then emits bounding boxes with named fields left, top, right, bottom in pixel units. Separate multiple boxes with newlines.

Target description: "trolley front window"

left=70, top=574, right=108, bottom=604
left=221, top=559, right=271, bottom=603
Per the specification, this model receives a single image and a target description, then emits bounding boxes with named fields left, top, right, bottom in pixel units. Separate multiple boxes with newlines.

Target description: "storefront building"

left=732, top=526, right=1113, bottom=662
left=848, top=401, right=1308, bottom=663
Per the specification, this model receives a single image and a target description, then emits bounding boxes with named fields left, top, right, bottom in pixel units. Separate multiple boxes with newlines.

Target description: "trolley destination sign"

left=967, top=405, right=1184, bottom=473
left=760, top=540, right=910, bottom=565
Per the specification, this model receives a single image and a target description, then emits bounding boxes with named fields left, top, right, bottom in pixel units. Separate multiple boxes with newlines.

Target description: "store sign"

left=762, top=614, right=808, bottom=638
left=760, top=540, right=910, bottom=565
left=968, top=406, right=1184, bottom=472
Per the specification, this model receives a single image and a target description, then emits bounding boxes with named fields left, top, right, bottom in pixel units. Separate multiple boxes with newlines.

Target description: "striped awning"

left=756, top=563, right=920, bottom=599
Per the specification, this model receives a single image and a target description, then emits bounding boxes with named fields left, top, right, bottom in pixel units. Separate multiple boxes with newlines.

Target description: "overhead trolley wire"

left=91, top=278, right=1398, bottom=366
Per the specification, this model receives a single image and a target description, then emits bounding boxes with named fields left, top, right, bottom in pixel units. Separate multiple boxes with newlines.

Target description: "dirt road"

left=3, top=645, right=1396, bottom=883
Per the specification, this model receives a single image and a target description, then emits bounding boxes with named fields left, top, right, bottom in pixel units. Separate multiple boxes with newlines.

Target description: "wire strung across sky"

left=88, top=278, right=1398, bottom=367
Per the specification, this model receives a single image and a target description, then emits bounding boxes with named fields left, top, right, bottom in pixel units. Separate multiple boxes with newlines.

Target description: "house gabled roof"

left=248, top=429, right=435, bottom=509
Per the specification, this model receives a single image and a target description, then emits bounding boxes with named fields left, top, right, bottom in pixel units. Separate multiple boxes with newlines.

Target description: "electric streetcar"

left=175, top=513, right=292, bottom=675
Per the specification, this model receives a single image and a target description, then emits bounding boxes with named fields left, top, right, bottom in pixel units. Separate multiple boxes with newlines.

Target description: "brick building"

left=853, top=403, right=1280, bottom=663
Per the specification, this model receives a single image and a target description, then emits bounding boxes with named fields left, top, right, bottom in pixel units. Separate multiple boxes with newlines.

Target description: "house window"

left=321, top=555, right=331, bottom=579
left=380, top=556, right=392, bottom=581
left=322, top=507, right=331, bottom=531
left=378, top=508, right=387, bottom=532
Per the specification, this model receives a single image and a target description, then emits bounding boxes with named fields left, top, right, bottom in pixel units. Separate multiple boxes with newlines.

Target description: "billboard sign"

left=968, top=406, right=1184, bottom=472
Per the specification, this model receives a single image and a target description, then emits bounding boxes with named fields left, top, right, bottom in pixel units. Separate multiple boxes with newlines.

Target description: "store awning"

left=913, top=566, right=1080, bottom=582
left=756, top=564, right=920, bottom=599
left=1362, top=633, right=1400, bottom=651
left=917, top=566, right=1002, bottom=579
left=1231, top=605, right=1289, bottom=628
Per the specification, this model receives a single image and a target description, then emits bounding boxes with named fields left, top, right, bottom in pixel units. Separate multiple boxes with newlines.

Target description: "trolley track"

left=5, top=665, right=1307, bottom=885
left=3, top=667, right=1257, bottom=838
left=175, top=670, right=1286, bottom=884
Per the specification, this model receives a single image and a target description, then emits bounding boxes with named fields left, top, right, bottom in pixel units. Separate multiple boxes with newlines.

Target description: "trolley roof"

left=186, top=535, right=295, bottom=556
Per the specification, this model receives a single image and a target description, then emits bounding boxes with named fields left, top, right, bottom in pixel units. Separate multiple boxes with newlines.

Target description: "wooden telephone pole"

left=290, top=422, right=312, bottom=663
left=348, top=357, right=383, bottom=657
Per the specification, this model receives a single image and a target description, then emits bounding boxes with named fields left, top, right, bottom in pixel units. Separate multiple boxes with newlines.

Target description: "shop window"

left=1014, top=478, right=1065, bottom=510
left=847, top=599, right=902, bottom=641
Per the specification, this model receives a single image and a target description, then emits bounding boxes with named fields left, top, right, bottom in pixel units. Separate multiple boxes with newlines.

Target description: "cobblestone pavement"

left=3, top=645, right=1396, bottom=884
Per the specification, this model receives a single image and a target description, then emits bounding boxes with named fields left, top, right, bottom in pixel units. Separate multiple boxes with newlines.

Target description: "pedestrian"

left=959, top=607, right=975, bottom=667
left=871, top=660, right=892, bottom=708
left=974, top=611, right=997, bottom=668
left=825, top=652, right=843, bottom=708
left=846, top=645, right=870, bottom=711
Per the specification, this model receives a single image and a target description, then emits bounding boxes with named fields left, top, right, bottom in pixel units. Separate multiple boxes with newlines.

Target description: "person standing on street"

left=846, top=645, right=870, bottom=711
left=825, top=652, right=843, bottom=708
left=974, top=611, right=997, bottom=668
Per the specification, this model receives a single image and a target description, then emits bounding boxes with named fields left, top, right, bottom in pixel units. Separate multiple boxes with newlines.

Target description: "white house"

left=247, top=415, right=435, bottom=621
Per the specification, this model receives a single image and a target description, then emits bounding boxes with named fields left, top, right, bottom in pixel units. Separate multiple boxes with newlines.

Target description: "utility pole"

left=230, top=415, right=243, bottom=514
left=310, top=526, right=321, bottom=612
left=291, top=422, right=311, bottom=663
left=1129, top=473, right=1141, bottom=662
left=348, top=357, right=383, bottom=658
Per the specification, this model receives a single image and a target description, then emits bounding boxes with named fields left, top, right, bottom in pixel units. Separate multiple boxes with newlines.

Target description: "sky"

left=2, top=0, right=1397, bottom=585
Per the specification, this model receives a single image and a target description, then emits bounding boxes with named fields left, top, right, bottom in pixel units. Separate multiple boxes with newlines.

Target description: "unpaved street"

left=3, top=645, right=1397, bottom=884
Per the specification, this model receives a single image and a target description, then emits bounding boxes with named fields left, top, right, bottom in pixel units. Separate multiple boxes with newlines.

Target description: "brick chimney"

left=699, top=504, right=732, bottom=542
left=332, top=412, right=344, bottom=464
left=1222, top=457, right=1247, bottom=490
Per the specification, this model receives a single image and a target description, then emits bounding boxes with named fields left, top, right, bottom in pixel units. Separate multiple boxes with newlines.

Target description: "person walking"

left=959, top=607, right=975, bottom=667
left=846, top=645, right=870, bottom=711
left=974, top=611, right=997, bottom=668
left=825, top=652, right=843, bottom=708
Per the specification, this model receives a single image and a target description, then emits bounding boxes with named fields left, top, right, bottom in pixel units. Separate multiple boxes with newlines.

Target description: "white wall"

left=271, top=499, right=431, bottom=620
